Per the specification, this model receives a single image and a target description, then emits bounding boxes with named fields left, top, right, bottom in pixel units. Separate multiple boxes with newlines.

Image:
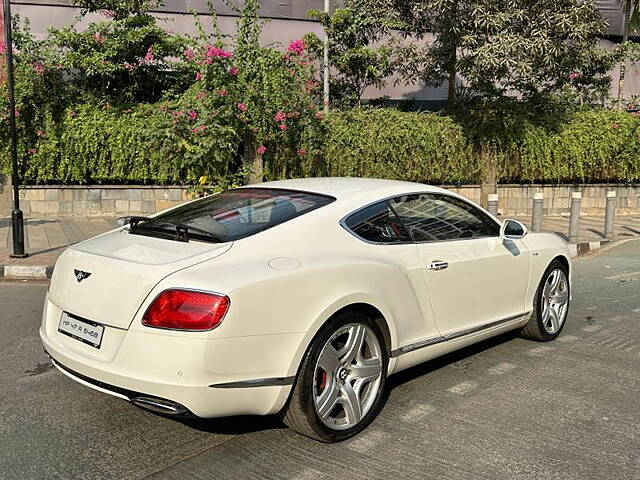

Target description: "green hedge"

left=322, top=108, right=477, bottom=184
left=321, top=107, right=640, bottom=184
left=8, top=105, right=640, bottom=185
left=19, top=103, right=239, bottom=185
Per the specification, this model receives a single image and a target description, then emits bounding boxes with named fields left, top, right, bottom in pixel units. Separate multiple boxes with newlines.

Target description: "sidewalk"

left=1, top=214, right=639, bottom=279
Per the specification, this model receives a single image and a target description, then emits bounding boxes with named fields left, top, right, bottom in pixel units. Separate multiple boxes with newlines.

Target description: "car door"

left=342, top=200, right=442, bottom=345
left=389, top=193, right=531, bottom=336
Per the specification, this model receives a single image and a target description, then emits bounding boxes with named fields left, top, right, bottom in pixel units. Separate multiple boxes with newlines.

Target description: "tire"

left=281, top=311, right=388, bottom=443
left=520, top=259, right=570, bottom=341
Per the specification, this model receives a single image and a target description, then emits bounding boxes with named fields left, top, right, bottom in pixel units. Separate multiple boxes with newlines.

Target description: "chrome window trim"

left=340, top=191, right=502, bottom=246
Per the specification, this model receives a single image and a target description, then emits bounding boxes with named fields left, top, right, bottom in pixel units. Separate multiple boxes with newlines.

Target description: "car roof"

left=244, top=177, right=448, bottom=203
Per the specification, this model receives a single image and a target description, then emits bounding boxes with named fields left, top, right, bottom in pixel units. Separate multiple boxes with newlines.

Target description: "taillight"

left=142, top=289, right=230, bottom=331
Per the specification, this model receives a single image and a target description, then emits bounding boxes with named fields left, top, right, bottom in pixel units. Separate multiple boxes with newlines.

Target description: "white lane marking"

left=583, top=324, right=603, bottom=332
left=295, top=469, right=328, bottom=480
left=604, top=270, right=640, bottom=280
left=558, top=335, right=579, bottom=343
left=346, top=430, right=386, bottom=454
left=488, top=363, right=518, bottom=375
left=448, top=381, right=478, bottom=395
left=526, top=346, right=554, bottom=356
left=400, top=403, right=436, bottom=422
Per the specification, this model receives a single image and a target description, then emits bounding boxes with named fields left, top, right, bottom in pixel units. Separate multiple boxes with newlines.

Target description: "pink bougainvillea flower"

left=568, top=72, right=579, bottom=80
left=93, top=33, right=106, bottom=44
left=192, top=125, right=207, bottom=134
left=195, top=91, right=207, bottom=100
left=144, top=46, right=154, bottom=63
left=611, top=123, right=620, bottom=129
left=287, top=39, right=306, bottom=55
left=101, top=10, right=116, bottom=18
left=124, top=62, right=135, bottom=70
left=237, top=103, right=247, bottom=112
left=28, top=148, right=37, bottom=155
left=274, top=110, right=286, bottom=123
left=188, top=110, right=198, bottom=120
left=183, top=48, right=195, bottom=60
left=314, top=111, right=323, bottom=120
left=297, top=148, right=306, bottom=156
left=218, top=89, right=228, bottom=96
left=278, top=124, right=288, bottom=131
left=14, top=108, right=20, bottom=118
left=206, top=46, right=233, bottom=58
left=32, top=61, right=45, bottom=75
left=36, top=130, right=45, bottom=137
left=257, top=145, right=267, bottom=155
left=195, top=72, right=203, bottom=81
left=228, top=67, right=239, bottom=76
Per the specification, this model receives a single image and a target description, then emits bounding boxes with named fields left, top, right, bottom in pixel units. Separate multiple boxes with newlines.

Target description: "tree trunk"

left=243, top=134, right=263, bottom=184
left=446, top=49, right=457, bottom=113
left=0, top=2, right=6, bottom=84
left=617, top=0, right=633, bottom=103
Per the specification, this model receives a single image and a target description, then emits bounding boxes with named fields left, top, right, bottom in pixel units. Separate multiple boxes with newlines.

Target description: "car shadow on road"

left=384, top=330, right=519, bottom=395
left=173, top=330, right=520, bottom=437
left=176, top=410, right=286, bottom=436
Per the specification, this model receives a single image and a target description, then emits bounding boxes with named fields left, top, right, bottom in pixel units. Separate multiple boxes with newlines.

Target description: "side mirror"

left=117, top=216, right=132, bottom=226
left=500, top=219, right=527, bottom=240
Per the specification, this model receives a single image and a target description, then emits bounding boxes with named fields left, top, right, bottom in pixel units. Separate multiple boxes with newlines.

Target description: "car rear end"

left=40, top=187, right=335, bottom=418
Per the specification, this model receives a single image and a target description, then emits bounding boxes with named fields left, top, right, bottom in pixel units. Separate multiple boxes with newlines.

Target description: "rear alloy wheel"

left=520, top=260, right=570, bottom=341
left=282, top=312, right=388, bottom=442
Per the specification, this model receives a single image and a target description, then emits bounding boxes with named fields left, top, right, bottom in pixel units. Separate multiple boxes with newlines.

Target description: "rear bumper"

left=40, top=297, right=306, bottom=418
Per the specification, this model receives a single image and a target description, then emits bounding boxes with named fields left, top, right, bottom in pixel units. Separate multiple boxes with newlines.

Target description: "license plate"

left=58, top=312, right=105, bottom=349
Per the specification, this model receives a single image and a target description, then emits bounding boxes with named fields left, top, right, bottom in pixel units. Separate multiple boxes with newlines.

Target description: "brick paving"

left=0, top=215, right=639, bottom=271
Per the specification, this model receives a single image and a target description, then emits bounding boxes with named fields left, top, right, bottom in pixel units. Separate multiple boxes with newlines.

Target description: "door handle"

left=428, top=260, right=448, bottom=271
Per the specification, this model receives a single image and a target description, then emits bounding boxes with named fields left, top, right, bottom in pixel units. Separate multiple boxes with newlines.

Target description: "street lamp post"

left=323, top=0, right=330, bottom=114
left=3, top=0, right=27, bottom=257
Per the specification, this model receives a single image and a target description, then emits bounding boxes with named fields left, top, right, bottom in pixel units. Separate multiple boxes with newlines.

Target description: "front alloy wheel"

left=520, top=259, right=570, bottom=341
left=282, top=312, right=388, bottom=442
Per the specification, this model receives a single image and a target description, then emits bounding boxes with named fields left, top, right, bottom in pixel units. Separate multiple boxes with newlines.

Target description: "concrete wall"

left=18, top=185, right=189, bottom=217
left=11, top=183, right=640, bottom=218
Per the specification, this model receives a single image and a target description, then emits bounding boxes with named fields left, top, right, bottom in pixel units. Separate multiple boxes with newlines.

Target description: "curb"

left=1, top=265, right=54, bottom=280
left=567, top=239, right=612, bottom=258
left=0, top=238, right=622, bottom=281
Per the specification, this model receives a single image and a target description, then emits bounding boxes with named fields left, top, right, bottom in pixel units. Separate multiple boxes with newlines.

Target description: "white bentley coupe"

left=41, top=178, right=571, bottom=442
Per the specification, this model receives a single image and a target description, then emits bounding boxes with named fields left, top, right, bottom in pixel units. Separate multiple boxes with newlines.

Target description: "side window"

left=344, top=201, right=411, bottom=244
left=390, top=193, right=499, bottom=242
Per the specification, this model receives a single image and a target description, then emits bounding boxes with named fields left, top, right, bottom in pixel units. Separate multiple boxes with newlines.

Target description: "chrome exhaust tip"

left=131, top=396, right=189, bottom=416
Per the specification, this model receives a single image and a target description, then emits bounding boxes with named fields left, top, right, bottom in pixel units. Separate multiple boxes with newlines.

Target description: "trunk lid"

left=48, top=229, right=232, bottom=329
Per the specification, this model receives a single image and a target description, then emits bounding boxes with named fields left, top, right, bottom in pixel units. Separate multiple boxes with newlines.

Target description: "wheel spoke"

left=338, top=324, right=366, bottom=365
left=350, top=357, right=382, bottom=382
left=553, top=291, right=569, bottom=304
left=316, top=381, right=340, bottom=419
left=549, top=270, right=561, bottom=294
left=548, top=304, right=560, bottom=333
left=340, top=382, right=362, bottom=424
left=317, top=344, right=339, bottom=374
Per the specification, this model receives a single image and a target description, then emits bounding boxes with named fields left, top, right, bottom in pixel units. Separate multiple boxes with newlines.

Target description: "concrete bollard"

left=531, top=192, right=544, bottom=233
left=604, top=190, right=616, bottom=239
left=568, top=191, right=581, bottom=244
left=487, top=193, right=499, bottom=217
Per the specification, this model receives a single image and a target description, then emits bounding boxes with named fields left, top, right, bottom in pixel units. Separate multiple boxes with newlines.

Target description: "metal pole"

left=3, top=0, right=26, bottom=257
left=604, top=190, right=616, bottom=239
left=487, top=193, right=498, bottom=217
left=531, top=192, right=543, bottom=233
left=322, top=0, right=330, bottom=114
left=568, top=191, right=581, bottom=244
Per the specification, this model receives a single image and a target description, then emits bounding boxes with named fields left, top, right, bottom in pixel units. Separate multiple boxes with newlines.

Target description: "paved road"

left=1, top=240, right=639, bottom=479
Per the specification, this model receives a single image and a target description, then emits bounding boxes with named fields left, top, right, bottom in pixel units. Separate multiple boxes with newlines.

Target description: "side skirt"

left=390, top=311, right=532, bottom=358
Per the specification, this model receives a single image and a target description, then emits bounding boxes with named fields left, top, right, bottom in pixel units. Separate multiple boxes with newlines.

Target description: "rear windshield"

left=129, top=188, right=335, bottom=243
